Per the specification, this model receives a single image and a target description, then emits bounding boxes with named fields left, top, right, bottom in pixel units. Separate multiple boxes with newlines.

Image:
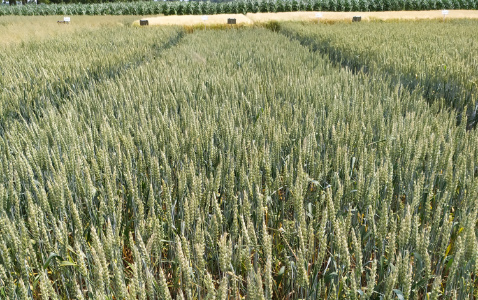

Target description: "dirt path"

left=137, top=10, right=478, bottom=26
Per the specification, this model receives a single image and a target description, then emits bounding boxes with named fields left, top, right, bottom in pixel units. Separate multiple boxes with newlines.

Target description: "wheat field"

left=0, top=17, right=477, bottom=299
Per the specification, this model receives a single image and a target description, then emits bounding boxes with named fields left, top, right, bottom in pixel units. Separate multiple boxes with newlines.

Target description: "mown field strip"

left=0, top=16, right=139, bottom=47
left=138, top=10, right=478, bottom=26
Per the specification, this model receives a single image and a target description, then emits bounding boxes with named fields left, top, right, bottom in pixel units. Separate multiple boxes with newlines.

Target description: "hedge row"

left=0, top=0, right=477, bottom=16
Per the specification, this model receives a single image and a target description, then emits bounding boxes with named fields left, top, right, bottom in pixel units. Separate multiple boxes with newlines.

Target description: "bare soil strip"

left=137, top=10, right=478, bottom=26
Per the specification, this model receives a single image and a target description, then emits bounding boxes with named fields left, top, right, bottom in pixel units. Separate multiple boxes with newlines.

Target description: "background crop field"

left=0, top=17, right=477, bottom=299
left=0, top=0, right=478, bottom=16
